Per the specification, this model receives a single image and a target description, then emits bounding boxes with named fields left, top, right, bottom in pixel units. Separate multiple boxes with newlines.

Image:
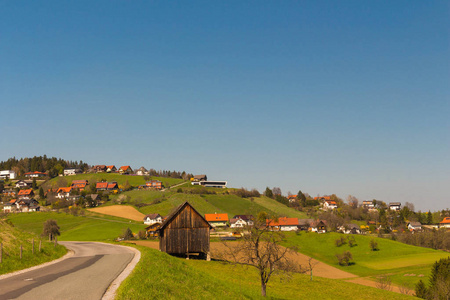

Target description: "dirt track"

left=88, top=205, right=145, bottom=222
left=131, top=241, right=409, bottom=294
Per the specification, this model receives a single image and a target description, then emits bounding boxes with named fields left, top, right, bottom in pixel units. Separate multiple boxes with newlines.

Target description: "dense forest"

left=0, top=156, right=89, bottom=178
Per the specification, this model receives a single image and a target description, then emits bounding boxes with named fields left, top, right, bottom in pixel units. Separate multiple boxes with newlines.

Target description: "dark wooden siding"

left=160, top=203, right=210, bottom=254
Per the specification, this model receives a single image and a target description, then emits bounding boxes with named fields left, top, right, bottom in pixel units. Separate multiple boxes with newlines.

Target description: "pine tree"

left=415, top=279, right=427, bottom=299
left=427, top=211, right=433, bottom=225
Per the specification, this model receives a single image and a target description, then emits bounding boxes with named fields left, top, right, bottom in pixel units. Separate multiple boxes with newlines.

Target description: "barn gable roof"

left=159, top=202, right=212, bottom=230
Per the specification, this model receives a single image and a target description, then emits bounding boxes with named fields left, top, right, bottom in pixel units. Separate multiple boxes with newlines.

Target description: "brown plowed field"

left=88, top=205, right=145, bottom=222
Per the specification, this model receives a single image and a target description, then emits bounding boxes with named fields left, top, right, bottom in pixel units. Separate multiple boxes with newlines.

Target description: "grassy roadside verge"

left=0, top=220, right=67, bottom=275
left=115, top=244, right=413, bottom=300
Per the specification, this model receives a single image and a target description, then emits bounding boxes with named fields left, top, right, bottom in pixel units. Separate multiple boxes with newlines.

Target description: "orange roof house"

left=314, top=196, right=331, bottom=201
left=267, top=217, right=299, bottom=231
left=96, top=182, right=108, bottom=190
left=119, top=166, right=133, bottom=174
left=57, top=187, right=72, bottom=193
left=71, top=180, right=88, bottom=190
left=106, top=165, right=117, bottom=172
left=440, top=217, right=450, bottom=228
left=205, top=213, right=229, bottom=227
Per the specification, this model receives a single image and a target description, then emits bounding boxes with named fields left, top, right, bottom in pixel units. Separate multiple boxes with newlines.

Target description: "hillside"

left=108, top=188, right=308, bottom=219
left=283, top=231, right=449, bottom=288
left=43, top=173, right=186, bottom=189
left=0, top=219, right=66, bottom=275
left=7, top=212, right=146, bottom=241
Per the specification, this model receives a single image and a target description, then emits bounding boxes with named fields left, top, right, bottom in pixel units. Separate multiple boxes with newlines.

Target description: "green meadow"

left=283, top=231, right=449, bottom=287
left=7, top=212, right=146, bottom=241
left=116, top=245, right=414, bottom=300
left=111, top=188, right=308, bottom=219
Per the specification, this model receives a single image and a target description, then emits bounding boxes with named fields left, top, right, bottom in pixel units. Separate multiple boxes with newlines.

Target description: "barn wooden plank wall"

left=159, top=202, right=211, bottom=256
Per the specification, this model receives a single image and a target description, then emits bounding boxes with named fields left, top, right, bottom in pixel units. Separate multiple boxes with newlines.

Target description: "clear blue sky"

left=1, top=1, right=449, bottom=211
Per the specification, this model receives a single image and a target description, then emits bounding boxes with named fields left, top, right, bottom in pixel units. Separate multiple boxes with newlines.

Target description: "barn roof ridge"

left=159, top=201, right=212, bottom=230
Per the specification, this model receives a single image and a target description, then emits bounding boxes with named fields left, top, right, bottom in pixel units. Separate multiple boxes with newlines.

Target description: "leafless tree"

left=307, top=257, right=319, bottom=281
left=398, top=283, right=412, bottom=295
left=220, top=212, right=300, bottom=297
left=347, top=195, right=359, bottom=209
left=375, top=275, right=392, bottom=291
left=272, top=187, right=282, bottom=196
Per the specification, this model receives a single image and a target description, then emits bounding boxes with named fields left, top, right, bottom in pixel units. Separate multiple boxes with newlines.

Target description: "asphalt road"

left=0, top=242, right=137, bottom=300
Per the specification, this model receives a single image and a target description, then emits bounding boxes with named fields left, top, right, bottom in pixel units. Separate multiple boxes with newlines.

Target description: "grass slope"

left=7, top=212, right=146, bottom=241
left=110, top=188, right=307, bottom=219
left=283, top=231, right=449, bottom=287
left=116, top=245, right=413, bottom=300
left=0, top=220, right=67, bottom=275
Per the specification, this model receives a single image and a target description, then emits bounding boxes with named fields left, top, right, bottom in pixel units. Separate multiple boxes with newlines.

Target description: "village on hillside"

left=1, top=158, right=449, bottom=243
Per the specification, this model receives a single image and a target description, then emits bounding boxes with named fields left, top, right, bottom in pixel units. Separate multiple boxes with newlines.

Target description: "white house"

left=407, top=222, right=422, bottom=231
left=323, top=200, right=338, bottom=210
left=389, top=202, right=401, bottom=211
left=338, top=224, right=361, bottom=234
left=230, top=215, right=254, bottom=228
left=143, top=213, right=163, bottom=225
left=64, top=168, right=81, bottom=176
left=0, top=170, right=16, bottom=180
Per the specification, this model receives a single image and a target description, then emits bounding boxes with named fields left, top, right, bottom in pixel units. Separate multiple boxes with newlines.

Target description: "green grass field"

left=0, top=220, right=67, bottom=275
left=116, top=245, right=414, bottom=300
left=110, top=188, right=308, bottom=220
left=44, top=173, right=186, bottom=189
left=7, top=212, right=146, bottom=241
left=283, top=231, right=449, bottom=287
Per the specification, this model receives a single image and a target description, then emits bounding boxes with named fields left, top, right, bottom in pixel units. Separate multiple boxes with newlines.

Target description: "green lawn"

left=116, top=245, right=414, bottom=300
left=7, top=212, right=146, bottom=241
left=252, top=196, right=308, bottom=218
left=283, top=231, right=449, bottom=287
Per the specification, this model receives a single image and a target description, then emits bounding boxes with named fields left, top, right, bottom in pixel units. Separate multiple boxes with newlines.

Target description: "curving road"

left=0, top=242, right=139, bottom=300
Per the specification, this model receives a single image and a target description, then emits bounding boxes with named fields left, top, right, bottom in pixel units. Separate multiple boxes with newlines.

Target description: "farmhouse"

left=143, top=213, right=163, bottom=225
left=135, top=166, right=149, bottom=176
left=389, top=202, right=402, bottom=211
left=106, top=165, right=117, bottom=173
left=205, top=213, right=229, bottom=227
left=15, top=199, right=40, bottom=212
left=287, top=195, right=297, bottom=203
left=15, top=180, right=32, bottom=189
left=338, top=224, right=361, bottom=234
left=191, top=175, right=207, bottom=182
left=56, top=187, right=72, bottom=199
left=145, top=180, right=162, bottom=190
left=159, top=202, right=212, bottom=260
left=119, top=166, right=133, bottom=174
left=439, top=217, right=450, bottom=229
left=71, top=180, right=88, bottom=190
left=230, top=215, right=254, bottom=228
left=145, top=223, right=162, bottom=237
left=3, top=200, right=17, bottom=213
left=407, top=222, right=422, bottom=231
left=24, top=171, right=47, bottom=178
left=323, top=200, right=338, bottom=210
left=298, top=219, right=314, bottom=231
left=310, top=220, right=327, bottom=233
left=267, top=217, right=299, bottom=231
left=92, top=165, right=107, bottom=173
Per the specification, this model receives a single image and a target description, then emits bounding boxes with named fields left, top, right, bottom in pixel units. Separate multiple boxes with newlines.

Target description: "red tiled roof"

left=287, top=195, right=297, bottom=199
left=119, top=166, right=131, bottom=171
left=107, top=183, right=118, bottom=189
left=96, top=182, right=108, bottom=189
left=18, top=189, right=33, bottom=196
left=267, top=217, right=299, bottom=227
left=326, top=200, right=337, bottom=205
left=57, top=187, right=72, bottom=193
left=205, top=213, right=229, bottom=222
left=440, top=217, right=450, bottom=224
left=24, top=171, right=47, bottom=176
left=107, top=165, right=116, bottom=169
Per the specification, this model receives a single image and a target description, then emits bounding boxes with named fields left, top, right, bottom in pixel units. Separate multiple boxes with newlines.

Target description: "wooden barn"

left=159, top=202, right=212, bottom=260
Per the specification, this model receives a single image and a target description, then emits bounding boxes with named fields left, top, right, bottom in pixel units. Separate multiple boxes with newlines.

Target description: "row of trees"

left=145, top=169, right=193, bottom=180
left=0, top=156, right=89, bottom=178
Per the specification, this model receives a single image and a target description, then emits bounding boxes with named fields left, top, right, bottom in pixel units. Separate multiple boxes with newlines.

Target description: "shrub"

left=370, top=238, right=378, bottom=251
left=347, top=236, right=357, bottom=247
left=122, top=228, right=134, bottom=240
left=336, top=251, right=353, bottom=266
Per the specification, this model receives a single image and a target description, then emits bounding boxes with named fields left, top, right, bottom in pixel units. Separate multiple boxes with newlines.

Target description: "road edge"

left=102, top=244, right=141, bottom=300
left=0, top=248, right=74, bottom=280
